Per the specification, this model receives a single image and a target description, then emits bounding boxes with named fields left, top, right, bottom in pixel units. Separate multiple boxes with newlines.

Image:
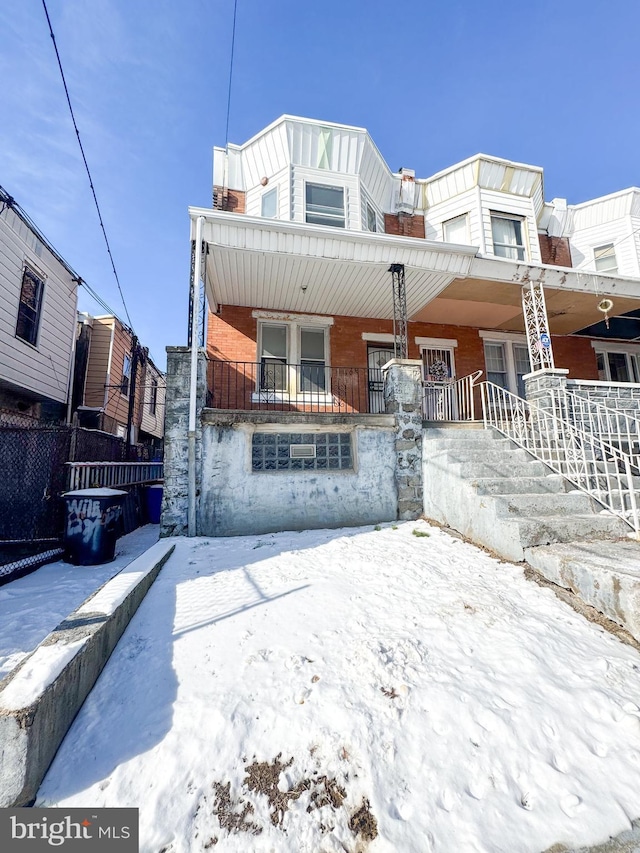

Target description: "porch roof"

left=191, top=208, right=640, bottom=335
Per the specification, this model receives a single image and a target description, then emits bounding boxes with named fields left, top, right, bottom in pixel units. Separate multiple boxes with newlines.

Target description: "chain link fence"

left=0, top=409, right=161, bottom=582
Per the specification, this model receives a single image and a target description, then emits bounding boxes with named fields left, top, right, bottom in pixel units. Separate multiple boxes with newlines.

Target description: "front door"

left=367, top=346, right=395, bottom=413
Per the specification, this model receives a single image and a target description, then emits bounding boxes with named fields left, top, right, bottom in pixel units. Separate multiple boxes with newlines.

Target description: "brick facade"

left=207, top=305, right=600, bottom=399
left=212, top=187, right=246, bottom=214
left=384, top=212, right=426, bottom=239
left=538, top=234, right=572, bottom=267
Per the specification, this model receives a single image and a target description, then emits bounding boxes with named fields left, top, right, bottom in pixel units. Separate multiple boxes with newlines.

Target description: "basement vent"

left=290, top=444, right=316, bottom=459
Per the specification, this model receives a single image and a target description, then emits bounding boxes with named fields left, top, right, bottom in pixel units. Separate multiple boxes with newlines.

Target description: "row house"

left=73, top=313, right=165, bottom=449
left=162, top=115, right=640, bottom=538
left=0, top=184, right=79, bottom=424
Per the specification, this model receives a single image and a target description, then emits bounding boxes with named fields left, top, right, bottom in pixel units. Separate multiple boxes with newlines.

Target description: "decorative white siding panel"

left=568, top=219, right=640, bottom=278
left=478, top=189, right=541, bottom=264
left=241, top=122, right=289, bottom=190
left=0, top=206, right=78, bottom=405
left=286, top=120, right=362, bottom=173
left=423, top=188, right=480, bottom=247
left=359, top=139, right=393, bottom=211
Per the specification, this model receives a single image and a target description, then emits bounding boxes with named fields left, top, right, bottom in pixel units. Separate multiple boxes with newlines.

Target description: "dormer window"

left=443, top=214, right=469, bottom=244
left=16, top=265, right=44, bottom=346
left=305, top=184, right=345, bottom=228
left=366, top=202, right=377, bottom=233
left=593, top=243, right=617, bottom=274
left=491, top=214, right=526, bottom=261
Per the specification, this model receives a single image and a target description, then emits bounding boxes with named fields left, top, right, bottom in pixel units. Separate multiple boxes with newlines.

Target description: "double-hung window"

left=593, top=243, right=618, bottom=274
left=491, top=214, right=526, bottom=261
left=305, top=183, right=345, bottom=228
left=594, top=345, right=640, bottom=383
left=149, top=378, right=158, bottom=415
left=366, top=202, right=377, bottom=232
left=16, top=265, right=45, bottom=346
left=443, top=214, right=469, bottom=245
left=257, top=316, right=331, bottom=398
left=482, top=333, right=531, bottom=396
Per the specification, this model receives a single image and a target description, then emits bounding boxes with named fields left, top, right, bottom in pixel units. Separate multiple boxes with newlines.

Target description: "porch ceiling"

left=193, top=209, right=640, bottom=334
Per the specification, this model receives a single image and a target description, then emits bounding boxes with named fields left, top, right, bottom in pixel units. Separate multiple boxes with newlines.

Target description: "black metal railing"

left=208, top=361, right=376, bottom=413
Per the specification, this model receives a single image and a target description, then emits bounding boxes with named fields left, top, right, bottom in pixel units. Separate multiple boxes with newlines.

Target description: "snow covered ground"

left=35, top=521, right=640, bottom=853
left=0, top=524, right=159, bottom=679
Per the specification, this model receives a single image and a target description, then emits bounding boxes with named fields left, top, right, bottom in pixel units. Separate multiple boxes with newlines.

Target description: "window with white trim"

left=261, top=188, right=278, bottom=218
left=305, top=183, right=345, bottom=228
left=593, top=243, right=618, bottom=274
left=481, top=333, right=531, bottom=396
left=594, top=346, right=640, bottom=383
left=491, top=214, right=526, bottom=261
left=366, top=202, right=377, bottom=232
left=257, top=320, right=330, bottom=397
left=443, top=214, right=469, bottom=245
left=16, top=265, right=45, bottom=346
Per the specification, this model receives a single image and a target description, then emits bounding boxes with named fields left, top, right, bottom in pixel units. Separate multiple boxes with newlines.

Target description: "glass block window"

left=252, top=432, right=352, bottom=472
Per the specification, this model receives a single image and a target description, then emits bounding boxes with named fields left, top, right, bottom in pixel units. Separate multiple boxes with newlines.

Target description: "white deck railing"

left=480, top=381, right=640, bottom=537
left=565, top=390, right=640, bottom=468
left=66, top=461, right=163, bottom=491
left=423, top=370, right=483, bottom=421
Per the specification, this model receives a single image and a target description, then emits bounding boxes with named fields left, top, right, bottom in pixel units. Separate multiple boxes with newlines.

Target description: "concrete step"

left=423, top=437, right=515, bottom=452
left=492, top=492, right=596, bottom=518
left=514, top=513, right=628, bottom=549
left=472, top=475, right=568, bottom=496
left=455, top=458, right=551, bottom=478
left=444, top=446, right=531, bottom=464
left=423, top=427, right=498, bottom=441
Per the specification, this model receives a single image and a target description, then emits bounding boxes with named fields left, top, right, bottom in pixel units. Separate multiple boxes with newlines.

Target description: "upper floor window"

left=149, top=378, right=158, bottom=415
left=16, top=265, right=45, bottom=346
left=122, top=354, right=132, bottom=397
left=593, top=243, right=618, bottom=275
left=491, top=214, right=526, bottom=261
left=305, top=183, right=345, bottom=228
left=366, top=202, right=377, bottom=233
left=443, top=214, right=469, bottom=245
left=261, top=188, right=278, bottom=218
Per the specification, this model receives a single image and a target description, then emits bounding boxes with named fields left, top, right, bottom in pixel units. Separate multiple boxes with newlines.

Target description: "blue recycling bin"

left=146, top=484, right=163, bottom=524
left=62, top=488, right=127, bottom=565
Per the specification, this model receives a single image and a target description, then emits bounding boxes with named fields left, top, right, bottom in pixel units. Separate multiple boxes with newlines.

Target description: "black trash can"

left=62, top=488, right=127, bottom=566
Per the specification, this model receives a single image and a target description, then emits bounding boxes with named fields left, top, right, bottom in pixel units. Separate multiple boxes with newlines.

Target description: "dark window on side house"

left=122, top=354, right=132, bottom=397
left=150, top=378, right=158, bottom=414
left=16, top=266, right=44, bottom=346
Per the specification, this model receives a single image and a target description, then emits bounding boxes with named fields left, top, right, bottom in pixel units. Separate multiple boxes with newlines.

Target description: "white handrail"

left=423, top=370, right=483, bottom=421
left=480, top=381, right=640, bottom=538
left=564, top=390, right=640, bottom=470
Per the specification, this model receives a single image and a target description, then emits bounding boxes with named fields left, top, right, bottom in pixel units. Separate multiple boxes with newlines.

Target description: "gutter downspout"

left=188, top=215, right=204, bottom=537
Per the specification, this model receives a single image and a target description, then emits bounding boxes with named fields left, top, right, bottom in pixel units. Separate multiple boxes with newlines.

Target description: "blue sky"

left=1, top=0, right=639, bottom=368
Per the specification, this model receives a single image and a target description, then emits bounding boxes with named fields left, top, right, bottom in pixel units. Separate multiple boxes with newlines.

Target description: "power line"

left=40, top=0, right=134, bottom=330
left=224, top=0, right=238, bottom=147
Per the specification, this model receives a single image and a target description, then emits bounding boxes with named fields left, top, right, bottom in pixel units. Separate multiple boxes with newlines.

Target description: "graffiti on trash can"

left=66, top=498, right=123, bottom=546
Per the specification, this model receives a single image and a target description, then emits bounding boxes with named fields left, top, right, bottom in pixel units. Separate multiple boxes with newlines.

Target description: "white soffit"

left=197, top=210, right=477, bottom=320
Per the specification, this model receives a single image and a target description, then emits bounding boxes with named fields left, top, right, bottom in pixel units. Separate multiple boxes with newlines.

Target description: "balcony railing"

left=208, top=361, right=376, bottom=413
left=66, top=461, right=163, bottom=491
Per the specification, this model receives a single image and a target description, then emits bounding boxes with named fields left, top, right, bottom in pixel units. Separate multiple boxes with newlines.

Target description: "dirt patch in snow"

left=210, top=753, right=376, bottom=847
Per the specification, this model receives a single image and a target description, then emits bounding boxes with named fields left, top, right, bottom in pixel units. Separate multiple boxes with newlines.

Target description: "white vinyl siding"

left=245, top=165, right=291, bottom=220
left=566, top=190, right=640, bottom=278
left=0, top=205, right=78, bottom=404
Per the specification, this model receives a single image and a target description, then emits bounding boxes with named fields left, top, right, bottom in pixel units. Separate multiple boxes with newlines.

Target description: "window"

left=149, top=378, right=158, bottom=415
left=366, top=202, right=377, bottom=232
left=256, top=316, right=331, bottom=397
left=593, top=243, right=618, bottom=274
left=491, top=214, right=526, bottom=261
left=443, top=214, right=469, bottom=245
left=261, top=188, right=278, bottom=218
left=481, top=333, right=531, bottom=396
left=594, top=347, right=640, bottom=383
left=122, top=354, right=132, bottom=397
left=305, top=183, right=345, bottom=228
left=252, top=432, right=352, bottom=472
left=16, top=265, right=44, bottom=346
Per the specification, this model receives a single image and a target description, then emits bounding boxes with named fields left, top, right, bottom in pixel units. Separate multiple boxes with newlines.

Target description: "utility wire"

left=224, top=0, right=238, bottom=147
left=41, top=0, right=134, bottom=330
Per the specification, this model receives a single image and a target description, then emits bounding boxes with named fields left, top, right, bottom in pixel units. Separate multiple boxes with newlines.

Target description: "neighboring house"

left=161, top=115, right=640, bottom=538
left=72, top=313, right=165, bottom=447
left=0, top=184, right=79, bottom=423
